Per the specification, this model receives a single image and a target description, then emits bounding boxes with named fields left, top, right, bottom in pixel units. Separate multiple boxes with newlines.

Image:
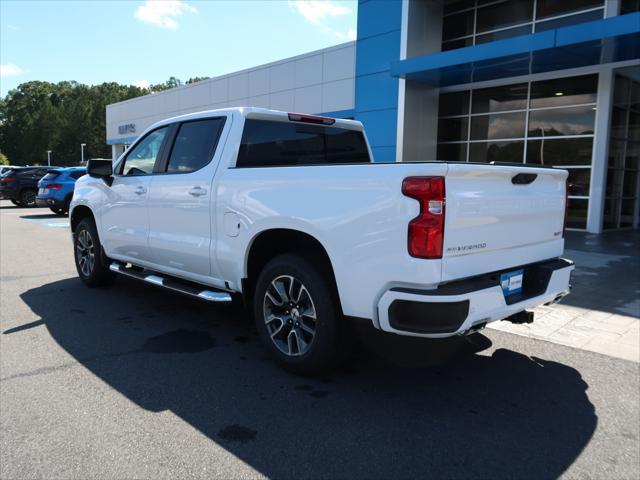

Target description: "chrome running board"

left=109, top=262, right=232, bottom=303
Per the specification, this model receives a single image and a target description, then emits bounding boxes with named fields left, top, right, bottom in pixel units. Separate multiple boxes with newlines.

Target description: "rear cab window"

left=236, top=119, right=370, bottom=167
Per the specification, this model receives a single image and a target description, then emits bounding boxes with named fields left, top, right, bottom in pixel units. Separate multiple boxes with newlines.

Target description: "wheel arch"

left=70, top=205, right=95, bottom=233
left=243, top=228, right=342, bottom=311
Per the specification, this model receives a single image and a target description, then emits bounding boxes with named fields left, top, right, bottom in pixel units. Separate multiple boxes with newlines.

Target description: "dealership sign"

left=118, top=123, right=136, bottom=134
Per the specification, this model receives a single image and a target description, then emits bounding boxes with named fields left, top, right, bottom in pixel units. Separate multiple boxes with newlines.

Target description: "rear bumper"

left=36, top=196, right=65, bottom=209
left=377, top=258, right=574, bottom=338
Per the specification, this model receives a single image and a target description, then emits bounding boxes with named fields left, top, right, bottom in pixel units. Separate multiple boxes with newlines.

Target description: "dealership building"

left=106, top=0, right=640, bottom=233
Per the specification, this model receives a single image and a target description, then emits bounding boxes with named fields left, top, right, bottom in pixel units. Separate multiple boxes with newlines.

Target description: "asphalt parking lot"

left=1, top=200, right=639, bottom=480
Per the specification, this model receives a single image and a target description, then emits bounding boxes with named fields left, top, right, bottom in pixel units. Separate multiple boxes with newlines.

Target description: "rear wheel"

left=74, top=217, right=114, bottom=287
left=50, top=207, right=64, bottom=215
left=253, top=254, right=346, bottom=374
left=19, top=189, right=37, bottom=207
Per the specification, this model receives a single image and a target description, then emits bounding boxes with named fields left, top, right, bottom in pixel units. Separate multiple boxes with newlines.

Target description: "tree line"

left=0, top=76, right=209, bottom=167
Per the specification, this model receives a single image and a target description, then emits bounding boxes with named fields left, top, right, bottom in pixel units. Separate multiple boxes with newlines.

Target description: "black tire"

left=253, top=253, right=346, bottom=374
left=50, top=207, right=64, bottom=215
left=10, top=200, right=21, bottom=206
left=73, top=217, right=114, bottom=287
left=19, top=189, right=37, bottom=207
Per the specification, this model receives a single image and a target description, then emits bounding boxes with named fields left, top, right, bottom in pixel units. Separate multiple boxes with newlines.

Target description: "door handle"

left=188, top=186, right=207, bottom=197
left=134, top=186, right=147, bottom=195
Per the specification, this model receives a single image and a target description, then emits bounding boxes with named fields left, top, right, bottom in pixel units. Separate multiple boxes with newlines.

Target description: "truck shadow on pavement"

left=18, top=277, right=597, bottom=479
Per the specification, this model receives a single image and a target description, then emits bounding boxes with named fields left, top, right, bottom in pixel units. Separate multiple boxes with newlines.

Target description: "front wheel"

left=74, top=218, right=114, bottom=287
left=253, top=254, right=347, bottom=374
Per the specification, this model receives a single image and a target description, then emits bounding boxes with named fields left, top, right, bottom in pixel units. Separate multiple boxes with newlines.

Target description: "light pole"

left=47, top=150, right=52, bottom=167
left=81, top=143, right=86, bottom=164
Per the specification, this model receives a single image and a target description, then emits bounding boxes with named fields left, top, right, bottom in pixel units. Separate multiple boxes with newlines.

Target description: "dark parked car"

left=36, top=167, right=86, bottom=215
left=0, top=166, right=49, bottom=207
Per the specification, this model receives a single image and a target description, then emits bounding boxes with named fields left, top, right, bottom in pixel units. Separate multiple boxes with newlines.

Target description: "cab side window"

left=165, top=118, right=225, bottom=173
left=120, top=127, right=169, bottom=175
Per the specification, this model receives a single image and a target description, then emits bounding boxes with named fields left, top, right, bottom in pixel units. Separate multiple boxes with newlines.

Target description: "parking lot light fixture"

left=81, top=143, right=86, bottom=164
left=47, top=150, right=52, bottom=166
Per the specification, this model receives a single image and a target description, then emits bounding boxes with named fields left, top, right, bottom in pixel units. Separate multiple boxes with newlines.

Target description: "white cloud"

left=134, top=0, right=196, bottom=29
left=347, top=28, right=356, bottom=40
left=134, top=80, right=151, bottom=89
left=288, top=0, right=350, bottom=25
left=0, top=64, right=24, bottom=77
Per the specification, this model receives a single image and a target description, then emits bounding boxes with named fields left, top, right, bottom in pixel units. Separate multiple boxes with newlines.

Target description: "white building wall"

left=106, top=42, right=356, bottom=149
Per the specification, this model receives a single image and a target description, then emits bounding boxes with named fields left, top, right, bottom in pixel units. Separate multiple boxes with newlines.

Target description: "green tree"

left=150, top=76, right=183, bottom=92
left=186, top=76, right=209, bottom=84
left=0, top=80, right=147, bottom=166
left=0, top=151, right=8, bottom=165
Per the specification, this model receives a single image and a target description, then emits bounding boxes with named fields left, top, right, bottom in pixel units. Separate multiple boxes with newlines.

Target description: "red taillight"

left=563, top=180, right=569, bottom=238
left=402, top=176, right=445, bottom=259
left=48, top=183, right=62, bottom=190
left=287, top=112, right=336, bottom=125
left=1, top=176, right=15, bottom=183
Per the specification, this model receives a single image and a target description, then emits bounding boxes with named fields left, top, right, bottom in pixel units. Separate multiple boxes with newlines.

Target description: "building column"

left=587, top=69, right=615, bottom=233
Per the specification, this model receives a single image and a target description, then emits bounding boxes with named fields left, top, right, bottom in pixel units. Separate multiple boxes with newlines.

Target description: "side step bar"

left=109, top=262, right=232, bottom=303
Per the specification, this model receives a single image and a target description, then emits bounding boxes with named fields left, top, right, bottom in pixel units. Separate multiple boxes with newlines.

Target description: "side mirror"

left=87, top=159, right=113, bottom=186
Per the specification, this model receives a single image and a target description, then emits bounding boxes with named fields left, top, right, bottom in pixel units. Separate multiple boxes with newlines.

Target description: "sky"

left=0, top=0, right=358, bottom=96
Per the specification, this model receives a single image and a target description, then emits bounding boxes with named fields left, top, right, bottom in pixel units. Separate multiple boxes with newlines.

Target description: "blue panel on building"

left=355, top=72, right=400, bottom=112
left=357, top=109, right=398, bottom=147
left=355, top=30, right=403, bottom=76
left=357, top=0, right=403, bottom=39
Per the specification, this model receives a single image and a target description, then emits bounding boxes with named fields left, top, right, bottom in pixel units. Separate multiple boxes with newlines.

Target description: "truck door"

left=147, top=116, right=228, bottom=278
left=101, top=126, right=170, bottom=262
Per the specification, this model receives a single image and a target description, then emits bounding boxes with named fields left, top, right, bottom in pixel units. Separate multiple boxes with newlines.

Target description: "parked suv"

left=0, top=166, right=49, bottom=207
left=36, top=167, right=86, bottom=215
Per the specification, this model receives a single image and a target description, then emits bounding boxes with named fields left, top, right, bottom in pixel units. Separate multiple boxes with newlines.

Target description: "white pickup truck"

left=70, top=107, right=573, bottom=372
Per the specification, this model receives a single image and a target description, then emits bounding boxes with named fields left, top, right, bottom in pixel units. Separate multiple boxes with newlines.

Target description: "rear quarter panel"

left=215, top=163, right=448, bottom=320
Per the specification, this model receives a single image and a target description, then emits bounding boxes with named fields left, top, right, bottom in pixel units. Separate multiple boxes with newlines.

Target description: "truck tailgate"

left=442, top=163, right=567, bottom=282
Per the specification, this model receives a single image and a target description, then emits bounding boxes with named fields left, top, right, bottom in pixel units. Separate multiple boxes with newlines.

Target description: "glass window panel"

left=442, top=10, right=475, bottom=40
left=608, top=140, right=626, bottom=168
left=469, top=141, right=524, bottom=163
left=438, top=117, right=469, bottom=142
left=606, top=169, right=624, bottom=197
left=471, top=112, right=526, bottom=140
left=528, top=105, right=596, bottom=137
left=476, top=0, right=533, bottom=33
left=611, top=107, right=629, bottom=139
left=625, top=142, right=640, bottom=170
left=621, top=0, right=640, bottom=13
left=630, top=81, right=640, bottom=111
left=442, top=37, right=474, bottom=51
left=623, top=170, right=638, bottom=197
left=472, top=83, right=528, bottom=113
left=439, top=91, right=470, bottom=117
left=603, top=198, right=619, bottom=229
left=475, top=25, right=531, bottom=44
left=567, top=168, right=591, bottom=196
left=444, top=0, right=475, bottom=15
left=437, top=143, right=467, bottom=162
left=614, top=76, right=631, bottom=106
left=530, top=75, right=597, bottom=108
left=536, top=0, right=602, bottom=19
left=535, top=9, right=603, bottom=31
left=566, top=198, right=588, bottom=229
left=526, top=138, right=593, bottom=166
left=628, top=112, right=640, bottom=142
left=620, top=200, right=636, bottom=227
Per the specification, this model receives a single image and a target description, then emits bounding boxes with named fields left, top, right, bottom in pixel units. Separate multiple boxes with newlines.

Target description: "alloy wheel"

left=263, top=275, right=317, bottom=356
left=76, top=229, right=95, bottom=277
